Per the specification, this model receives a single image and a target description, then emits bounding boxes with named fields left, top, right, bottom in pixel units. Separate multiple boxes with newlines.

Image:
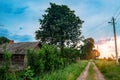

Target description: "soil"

left=77, top=62, right=90, bottom=80
left=92, top=62, right=105, bottom=80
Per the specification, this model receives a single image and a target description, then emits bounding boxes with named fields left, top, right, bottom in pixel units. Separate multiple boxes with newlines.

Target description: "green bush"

left=27, top=44, right=63, bottom=75
left=23, top=66, right=34, bottom=80
left=27, top=44, right=80, bottom=76
left=27, top=49, right=44, bottom=75
left=0, top=50, right=16, bottom=80
left=62, top=48, right=80, bottom=64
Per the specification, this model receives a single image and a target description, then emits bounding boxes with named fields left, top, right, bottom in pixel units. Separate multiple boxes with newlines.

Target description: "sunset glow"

left=95, top=36, right=120, bottom=58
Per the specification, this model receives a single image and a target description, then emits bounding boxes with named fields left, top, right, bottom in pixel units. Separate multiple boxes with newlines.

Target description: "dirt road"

left=77, top=61, right=105, bottom=80
left=92, top=62, right=105, bottom=80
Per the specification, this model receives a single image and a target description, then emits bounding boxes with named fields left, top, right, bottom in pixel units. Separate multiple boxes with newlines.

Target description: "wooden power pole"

left=109, top=17, right=118, bottom=64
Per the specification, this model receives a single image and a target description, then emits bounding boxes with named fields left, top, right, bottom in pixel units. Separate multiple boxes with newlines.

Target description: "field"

left=95, top=60, right=120, bottom=80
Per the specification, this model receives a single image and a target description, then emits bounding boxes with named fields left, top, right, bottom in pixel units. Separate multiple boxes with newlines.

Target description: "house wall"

left=12, top=54, right=25, bottom=65
left=0, top=54, right=25, bottom=66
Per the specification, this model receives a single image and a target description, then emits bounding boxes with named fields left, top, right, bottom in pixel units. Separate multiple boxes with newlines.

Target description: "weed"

left=95, top=60, right=120, bottom=80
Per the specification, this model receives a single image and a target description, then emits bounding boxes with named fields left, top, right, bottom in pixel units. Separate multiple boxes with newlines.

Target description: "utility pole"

left=109, top=17, right=118, bottom=64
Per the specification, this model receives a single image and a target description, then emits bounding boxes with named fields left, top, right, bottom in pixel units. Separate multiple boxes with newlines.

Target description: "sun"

left=96, top=43, right=112, bottom=58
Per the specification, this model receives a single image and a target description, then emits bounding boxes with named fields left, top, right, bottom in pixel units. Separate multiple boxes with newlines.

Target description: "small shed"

left=0, top=42, right=41, bottom=70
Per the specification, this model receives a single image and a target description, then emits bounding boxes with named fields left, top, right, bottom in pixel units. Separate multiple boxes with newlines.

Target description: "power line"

left=85, top=23, right=111, bottom=38
left=113, top=5, right=120, bottom=18
left=112, top=6, right=120, bottom=22
left=84, top=18, right=110, bottom=34
left=116, top=15, right=120, bottom=22
left=85, top=5, right=120, bottom=40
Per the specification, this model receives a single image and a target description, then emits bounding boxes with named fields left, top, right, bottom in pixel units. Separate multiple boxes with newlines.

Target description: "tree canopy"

left=80, top=37, right=95, bottom=59
left=0, top=36, right=10, bottom=45
left=35, top=3, right=83, bottom=48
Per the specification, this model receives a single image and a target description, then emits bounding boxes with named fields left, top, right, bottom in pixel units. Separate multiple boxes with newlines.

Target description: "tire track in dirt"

left=77, top=62, right=90, bottom=80
left=92, top=62, right=105, bottom=80
left=77, top=61, right=106, bottom=80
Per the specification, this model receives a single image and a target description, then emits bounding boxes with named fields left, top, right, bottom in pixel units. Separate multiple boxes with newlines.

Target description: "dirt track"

left=77, top=61, right=105, bottom=80
left=92, top=62, right=105, bottom=80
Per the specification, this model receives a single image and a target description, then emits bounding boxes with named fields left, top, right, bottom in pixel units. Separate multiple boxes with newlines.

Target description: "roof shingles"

left=0, top=42, right=39, bottom=54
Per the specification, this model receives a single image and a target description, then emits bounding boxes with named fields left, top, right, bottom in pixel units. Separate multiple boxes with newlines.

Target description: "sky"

left=0, top=0, right=120, bottom=58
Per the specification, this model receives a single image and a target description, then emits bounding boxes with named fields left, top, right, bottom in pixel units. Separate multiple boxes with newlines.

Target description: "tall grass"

left=95, top=60, right=120, bottom=80
left=37, top=60, right=88, bottom=80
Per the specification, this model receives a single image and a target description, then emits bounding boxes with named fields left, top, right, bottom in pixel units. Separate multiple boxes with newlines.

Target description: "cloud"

left=0, top=28, right=11, bottom=37
left=0, top=28, right=33, bottom=42
left=95, top=36, right=120, bottom=58
left=1, top=0, right=120, bottom=43
left=14, top=7, right=28, bottom=14
left=0, top=4, right=28, bottom=15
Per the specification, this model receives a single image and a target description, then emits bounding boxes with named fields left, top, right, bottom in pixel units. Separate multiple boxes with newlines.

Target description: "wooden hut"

left=0, top=42, right=41, bottom=70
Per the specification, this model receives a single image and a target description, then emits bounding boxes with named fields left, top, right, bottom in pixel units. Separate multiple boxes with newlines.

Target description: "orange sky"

left=95, top=36, right=120, bottom=58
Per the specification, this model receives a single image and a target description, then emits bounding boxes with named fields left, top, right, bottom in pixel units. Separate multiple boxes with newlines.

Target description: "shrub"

left=27, top=44, right=80, bottom=76
left=107, top=57, right=113, bottom=61
left=118, top=58, right=120, bottom=63
left=23, top=66, right=34, bottom=80
left=62, top=48, right=80, bottom=64
left=27, top=49, right=44, bottom=75
left=0, top=50, right=16, bottom=80
left=27, top=44, right=63, bottom=75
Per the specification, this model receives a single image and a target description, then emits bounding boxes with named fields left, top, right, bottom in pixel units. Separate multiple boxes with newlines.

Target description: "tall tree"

left=35, top=3, right=83, bottom=53
left=80, top=37, right=95, bottom=59
left=0, top=36, right=10, bottom=45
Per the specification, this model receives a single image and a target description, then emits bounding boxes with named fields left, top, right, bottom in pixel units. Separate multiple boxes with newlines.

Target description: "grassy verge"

left=37, top=60, right=88, bottom=80
left=95, top=60, right=120, bottom=80
left=86, top=62, right=95, bottom=80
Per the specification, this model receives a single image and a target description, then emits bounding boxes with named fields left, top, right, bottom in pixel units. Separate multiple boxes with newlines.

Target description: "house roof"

left=0, top=42, right=41, bottom=54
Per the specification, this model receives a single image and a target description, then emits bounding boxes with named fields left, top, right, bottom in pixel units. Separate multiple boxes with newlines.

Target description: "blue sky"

left=0, top=0, right=120, bottom=42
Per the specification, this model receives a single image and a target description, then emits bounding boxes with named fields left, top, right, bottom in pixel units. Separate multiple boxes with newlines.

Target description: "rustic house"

left=0, top=42, right=41, bottom=70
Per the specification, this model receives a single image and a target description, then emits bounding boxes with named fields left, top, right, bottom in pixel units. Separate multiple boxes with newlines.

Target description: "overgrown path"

left=77, top=62, right=90, bottom=80
left=77, top=61, right=106, bottom=80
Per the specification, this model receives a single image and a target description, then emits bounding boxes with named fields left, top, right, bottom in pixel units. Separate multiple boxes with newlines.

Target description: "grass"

left=95, top=60, right=120, bottom=80
left=37, top=60, right=88, bottom=80
left=86, top=62, right=96, bottom=80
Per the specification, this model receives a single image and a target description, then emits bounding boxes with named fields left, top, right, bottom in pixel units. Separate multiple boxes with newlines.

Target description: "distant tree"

left=0, top=36, right=10, bottom=45
left=93, top=49, right=100, bottom=59
left=35, top=3, right=83, bottom=53
left=80, top=37, right=95, bottom=59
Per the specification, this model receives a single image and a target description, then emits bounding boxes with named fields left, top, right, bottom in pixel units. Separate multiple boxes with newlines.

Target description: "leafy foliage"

left=80, top=37, right=95, bottom=59
left=27, top=44, right=80, bottom=76
left=35, top=3, right=83, bottom=51
left=62, top=48, right=80, bottom=64
left=0, top=50, right=16, bottom=80
left=27, top=44, right=62, bottom=75
left=0, top=36, right=10, bottom=45
left=23, top=66, right=34, bottom=80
